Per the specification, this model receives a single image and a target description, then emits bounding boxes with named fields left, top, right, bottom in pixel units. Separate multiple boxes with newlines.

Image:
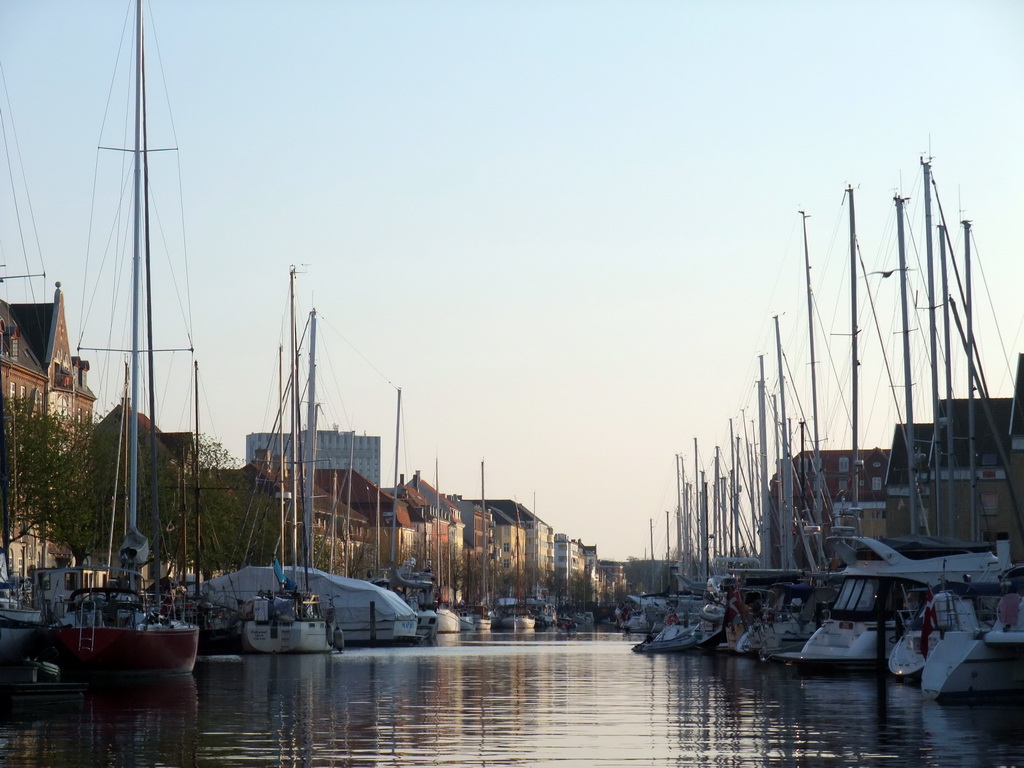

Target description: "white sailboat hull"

left=436, top=607, right=461, bottom=634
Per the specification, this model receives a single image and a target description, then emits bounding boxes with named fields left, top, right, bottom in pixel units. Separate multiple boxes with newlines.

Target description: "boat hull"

left=0, top=608, right=45, bottom=664
left=51, top=625, right=198, bottom=674
left=435, top=608, right=461, bottom=634
left=241, top=619, right=331, bottom=654
left=774, top=620, right=895, bottom=671
left=922, top=630, right=1024, bottom=700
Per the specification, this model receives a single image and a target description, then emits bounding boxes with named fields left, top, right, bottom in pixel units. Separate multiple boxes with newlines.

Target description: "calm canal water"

left=1, top=631, right=1022, bottom=767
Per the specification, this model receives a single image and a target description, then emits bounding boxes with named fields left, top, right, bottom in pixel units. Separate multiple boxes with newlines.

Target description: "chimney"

left=413, top=470, right=421, bottom=488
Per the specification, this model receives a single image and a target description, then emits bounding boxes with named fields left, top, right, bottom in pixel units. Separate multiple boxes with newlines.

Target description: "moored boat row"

left=627, top=533, right=1024, bottom=702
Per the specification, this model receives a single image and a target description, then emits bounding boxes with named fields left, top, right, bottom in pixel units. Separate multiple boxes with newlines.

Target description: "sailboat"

left=40, top=0, right=198, bottom=674
left=238, top=288, right=331, bottom=654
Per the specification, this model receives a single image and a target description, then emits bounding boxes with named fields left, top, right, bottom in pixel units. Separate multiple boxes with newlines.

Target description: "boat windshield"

left=832, top=578, right=879, bottom=613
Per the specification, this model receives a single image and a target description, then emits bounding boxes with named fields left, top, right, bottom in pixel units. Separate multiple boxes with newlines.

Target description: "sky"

left=0, top=1, right=1022, bottom=562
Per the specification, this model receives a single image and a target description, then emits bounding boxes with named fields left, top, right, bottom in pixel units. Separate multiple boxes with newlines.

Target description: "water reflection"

left=1, top=633, right=1022, bottom=767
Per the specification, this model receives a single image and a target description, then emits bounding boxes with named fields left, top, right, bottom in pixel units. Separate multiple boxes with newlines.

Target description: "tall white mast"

left=388, top=388, right=402, bottom=565
left=480, top=460, right=488, bottom=605
left=757, top=355, right=770, bottom=566
left=774, top=316, right=795, bottom=569
left=964, top=219, right=978, bottom=539
left=289, top=267, right=299, bottom=570
left=128, top=0, right=144, bottom=543
left=923, top=160, right=942, bottom=534
left=800, top=211, right=825, bottom=546
left=303, top=309, right=318, bottom=586
left=939, top=225, right=956, bottom=534
left=847, top=187, right=860, bottom=521
left=895, top=195, right=918, bottom=534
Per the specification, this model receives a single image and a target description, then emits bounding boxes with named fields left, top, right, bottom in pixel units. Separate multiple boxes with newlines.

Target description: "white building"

left=246, top=428, right=381, bottom=484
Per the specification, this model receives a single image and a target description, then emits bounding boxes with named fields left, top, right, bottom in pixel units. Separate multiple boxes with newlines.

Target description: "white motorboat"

left=776, top=536, right=1005, bottom=671
left=734, top=583, right=834, bottom=659
left=921, top=588, right=1024, bottom=700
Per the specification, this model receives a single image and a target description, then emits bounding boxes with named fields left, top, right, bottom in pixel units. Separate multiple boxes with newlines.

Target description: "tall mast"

left=939, top=226, right=955, bottom=535
left=774, top=316, right=795, bottom=569
left=480, top=459, right=488, bottom=605
left=389, top=388, right=402, bottom=565
left=757, top=355, right=770, bottom=566
left=289, top=267, right=299, bottom=570
left=277, top=344, right=286, bottom=562
left=847, top=187, right=860, bottom=518
left=193, top=361, right=201, bottom=593
left=696, top=438, right=704, bottom=577
left=895, top=195, right=918, bottom=534
left=964, top=219, right=978, bottom=539
left=923, top=160, right=942, bottom=534
left=674, top=454, right=683, bottom=566
left=128, top=0, right=144, bottom=551
left=302, top=309, right=318, bottom=588
left=345, top=431, right=354, bottom=576
left=800, top=211, right=824, bottom=540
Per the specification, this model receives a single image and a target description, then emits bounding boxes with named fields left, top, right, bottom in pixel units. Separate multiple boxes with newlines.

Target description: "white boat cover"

left=201, top=566, right=416, bottom=624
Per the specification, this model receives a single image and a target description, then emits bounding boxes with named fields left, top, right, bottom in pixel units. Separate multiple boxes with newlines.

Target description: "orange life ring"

left=666, top=613, right=679, bottom=625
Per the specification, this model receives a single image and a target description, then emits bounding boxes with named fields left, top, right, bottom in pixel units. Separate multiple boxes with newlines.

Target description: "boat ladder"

left=77, top=602, right=97, bottom=652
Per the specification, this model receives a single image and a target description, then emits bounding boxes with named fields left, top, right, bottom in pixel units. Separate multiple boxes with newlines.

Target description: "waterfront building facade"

left=0, top=285, right=96, bottom=579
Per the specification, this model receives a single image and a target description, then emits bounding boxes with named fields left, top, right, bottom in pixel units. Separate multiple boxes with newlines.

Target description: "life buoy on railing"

left=666, top=613, right=679, bottom=625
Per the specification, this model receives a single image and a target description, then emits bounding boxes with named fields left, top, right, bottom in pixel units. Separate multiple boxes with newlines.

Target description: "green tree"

left=7, top=398, right=111, bottom=565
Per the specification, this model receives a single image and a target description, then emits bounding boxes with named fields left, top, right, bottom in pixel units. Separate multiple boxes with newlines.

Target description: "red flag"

left=920, top=589, right=938, bottom=659
left=723, top=586, right=743, bottom=626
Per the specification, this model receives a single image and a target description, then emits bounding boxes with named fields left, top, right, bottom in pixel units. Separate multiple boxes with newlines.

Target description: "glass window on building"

left=839, top=456, right=850, bottom=473
left=872, top=477, right=882, bottom=491
left=981, top=492, right=999, bottom=516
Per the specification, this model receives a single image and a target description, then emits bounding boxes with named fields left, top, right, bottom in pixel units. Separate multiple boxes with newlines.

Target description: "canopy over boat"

left=202, top=566, right=416, bottom=624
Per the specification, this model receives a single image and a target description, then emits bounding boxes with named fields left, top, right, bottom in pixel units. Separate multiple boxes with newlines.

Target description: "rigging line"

left=145, top=181, right=194, bottom=347
left=144, top=3, right=195, bottom=346
left=930, top=177, right=970, bottom=325
left=0, top=62, right=42, bottom=302
left=970, top=230, right=1017, bottom=396
left=779, top=348, right=809, bottom=430
left=79, top=148, right=131, bottom=348
left=317, top=335, right=353, bottom=433
left=858, top=242, right=903, bottom=428
left=80, top=2, right=136, bottom=393
left=317, top=313, right=398, bottom=390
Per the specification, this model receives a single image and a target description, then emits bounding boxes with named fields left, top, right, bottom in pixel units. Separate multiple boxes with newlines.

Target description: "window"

left=839, top=479, right=848, bottom=492
left=872, top=477, right=882, bottom=491
left=839, top=457, right=850, bottom=473
left=503, top=542, right=510, bottom=553
left=981, top=492, right=999, bottom=517
left=19, top=386, right=25, bottom=398
left=833, top=578, right=878, bottom=612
